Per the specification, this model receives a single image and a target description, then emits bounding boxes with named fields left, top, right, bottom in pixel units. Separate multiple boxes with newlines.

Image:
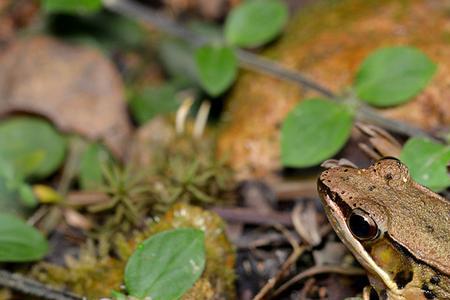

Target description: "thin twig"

left=272, top=265, right=365, bottom=297
left=58, top=136, right=86, bottom=195
left=212, top=206, right=293, bottom=226
left=102, top=0, right=434, bottom=140
left=253, top=224, right=305, bottom=300
left=0, top=270, right=83, bottom=300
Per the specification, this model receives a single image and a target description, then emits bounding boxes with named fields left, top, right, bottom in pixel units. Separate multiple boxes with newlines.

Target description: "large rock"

left=218, top=0, right=450, bottom=178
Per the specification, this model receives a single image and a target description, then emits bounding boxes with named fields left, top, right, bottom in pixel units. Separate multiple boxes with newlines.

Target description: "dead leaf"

left=63, top=208, right=93, bottom=230
left=292, top=201, right=321, bottom=246
left=0, top=0, right=39, bottom=50
left=356, top=123, right=402, bottom=159
left=0, top=36, right=131, bottom=158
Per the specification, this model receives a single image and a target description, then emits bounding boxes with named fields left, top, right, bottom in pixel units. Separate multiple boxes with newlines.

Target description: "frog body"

left=317, top=158, right=450, bottom=300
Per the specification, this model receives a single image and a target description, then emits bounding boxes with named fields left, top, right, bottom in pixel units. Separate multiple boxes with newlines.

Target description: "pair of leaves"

left=123, top=228, right=205, bottom=300
left=0, top=213, right=48, bottom=262
left=195, top=0, right=288, bottom=96
left=281, top=46, right=436, bottom=169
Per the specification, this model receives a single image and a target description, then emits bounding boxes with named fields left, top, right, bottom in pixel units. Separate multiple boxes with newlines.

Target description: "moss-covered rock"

left=32, top=203, right=235, bottom=299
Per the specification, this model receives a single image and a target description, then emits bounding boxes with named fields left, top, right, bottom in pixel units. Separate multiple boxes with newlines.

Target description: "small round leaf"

left=195, top=45, right=237, bottom=96
left=0, top=213, right=49, bottom=262
left=281, top=99, right=354, bottom=167
left=400, top=137, right=450, bottom=191
left=125, top=228, right=205, bottom=300
left=225, top=0, right=288, bottom=47
left=0, top=117, right=66, bottom=179
left=355, top=46, right=436, bottom=107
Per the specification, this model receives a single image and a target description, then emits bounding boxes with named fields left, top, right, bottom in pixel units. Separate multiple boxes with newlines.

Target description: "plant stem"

left=102, top=0, right=435, bottom=140
left=0, top=270, right=83, bottom=300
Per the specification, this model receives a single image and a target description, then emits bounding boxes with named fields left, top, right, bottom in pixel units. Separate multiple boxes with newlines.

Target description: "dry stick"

left=272, top=265, right=366, bottom=297
left=0, top=270, right=83, bottom=300
left=102, top=0, right=434, bottom=140
left=253, top=224, right=306, bottom=300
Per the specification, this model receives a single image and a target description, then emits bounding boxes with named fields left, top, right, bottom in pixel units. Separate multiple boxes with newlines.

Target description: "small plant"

left=87, top=163, right=151, bottom=228
left=195, top=0, right=288, bottom=96
left=280, top=46, right=449, bottom=191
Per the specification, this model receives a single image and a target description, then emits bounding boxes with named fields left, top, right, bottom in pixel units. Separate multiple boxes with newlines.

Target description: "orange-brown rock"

left=218, top=0, right=450, bottom=179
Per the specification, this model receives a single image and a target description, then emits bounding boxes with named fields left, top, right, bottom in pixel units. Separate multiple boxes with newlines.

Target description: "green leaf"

left=281, top=99, right=354, bottom=167
left=18, top=183, right=37, bottom=207
left=0, top=213, right=48, bottom=262
left=0, top=159, right=34, bottom=216
left=79, top=143, right=111, bottom=190
left=125, top=228, right=205, bottom=300
left=225, top=0, right=288, bottom=47
left=0, top=117, right=66, bottom=179
left=400, top=137, right=450, bottom=191
left=111, top=291, right=127, bottom=300
left=43, top=0, right=102, bottom=13
left=355, top=46, right=436, bottom=107
left=195, top=45, right=237, bottom=96
left=129, top=84, right=180, bottom=125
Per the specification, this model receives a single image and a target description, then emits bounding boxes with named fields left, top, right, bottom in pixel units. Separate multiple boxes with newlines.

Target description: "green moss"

left=31, top=203, right=235, bottom=299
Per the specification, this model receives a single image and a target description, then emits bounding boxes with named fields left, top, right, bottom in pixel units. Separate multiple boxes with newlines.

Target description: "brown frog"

left=317, top=158, right=450, bottom=300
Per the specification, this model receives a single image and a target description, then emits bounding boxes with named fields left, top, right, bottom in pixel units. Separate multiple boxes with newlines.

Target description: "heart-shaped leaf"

left=355, top=46, right=436, bottom=107
left=400, top=137, right=450, bottom=191
left=195, top=45, right=237, bottom=96
left=0, top=213, right=49, bottom=262
left=281, top=99, right=354, bottom=167
left=225, top=0, right=288, bottom=47
left=125, top=228, right=205, bottom=300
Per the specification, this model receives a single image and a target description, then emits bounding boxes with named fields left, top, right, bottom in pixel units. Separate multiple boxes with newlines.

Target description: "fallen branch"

left=102, top=0, right=434, bottom=140
left=0, top=270, right=83, bottom=300
left=273, top=265, right=366, bottom=297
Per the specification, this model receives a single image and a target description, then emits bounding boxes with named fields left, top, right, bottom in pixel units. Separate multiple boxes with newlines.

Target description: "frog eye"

left=347, top=209, right=379, bottom=241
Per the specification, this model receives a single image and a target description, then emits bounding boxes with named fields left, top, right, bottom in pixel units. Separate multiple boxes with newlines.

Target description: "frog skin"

left=317, top=157, right=450, bottom=300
